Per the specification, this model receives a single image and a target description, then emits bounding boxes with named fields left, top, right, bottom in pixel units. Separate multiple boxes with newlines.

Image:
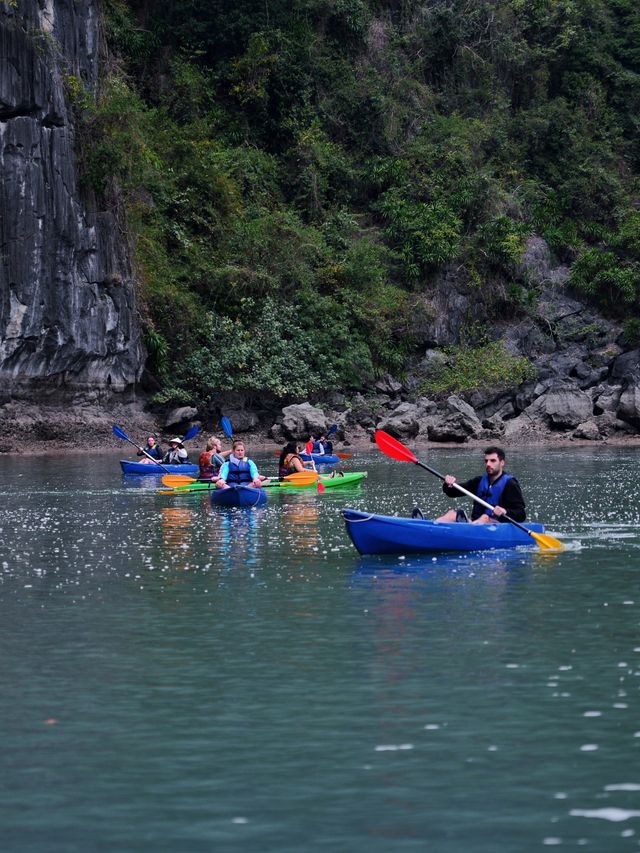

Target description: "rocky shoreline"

left=2, top=390, right=640, bottom=458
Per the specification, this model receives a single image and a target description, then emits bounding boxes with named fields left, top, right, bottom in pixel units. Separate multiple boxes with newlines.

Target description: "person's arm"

left=248, top=460, right=261, bottom=485
left=443, top=476, right=479, bottom=498
left=216, top=461, right=229, bottom=487
left=497, top=478, right=526, bottom=522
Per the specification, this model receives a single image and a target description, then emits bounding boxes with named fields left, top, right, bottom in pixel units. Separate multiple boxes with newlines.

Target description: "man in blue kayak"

left=312, top=435, right=327, bottom=455
left=433, top=446, right=526, bottom=524
left=216, top=440, right=263, bottom=489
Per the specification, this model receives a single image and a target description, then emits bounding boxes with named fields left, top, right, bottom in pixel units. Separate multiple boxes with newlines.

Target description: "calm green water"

left=1, top=446, right=640, bottom=852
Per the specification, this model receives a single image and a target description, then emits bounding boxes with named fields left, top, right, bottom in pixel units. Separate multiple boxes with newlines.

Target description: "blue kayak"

left=300, top=453, right=339, bottom=466
left=120, top=460, right=199, bottom=476
left=342, top=509, right=545, bottom=555
left=210, top=485, right=267, bottom=508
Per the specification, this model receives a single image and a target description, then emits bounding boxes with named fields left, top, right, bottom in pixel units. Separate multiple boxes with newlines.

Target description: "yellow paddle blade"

left=530, top=530, right=564, bottom=551
left=282, top=472, right=319, bottom=484
left=161, top=474, right=198, bottom=488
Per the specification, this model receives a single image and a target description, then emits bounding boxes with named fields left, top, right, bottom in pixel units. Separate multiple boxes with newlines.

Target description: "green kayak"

left=265, top=471, right=367, bottom=490
left=160, top=472, right=367, bottom=495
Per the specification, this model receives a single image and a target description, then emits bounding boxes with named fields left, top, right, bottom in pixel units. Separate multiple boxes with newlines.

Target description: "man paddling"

left=434, top=446, right=526, bottom=524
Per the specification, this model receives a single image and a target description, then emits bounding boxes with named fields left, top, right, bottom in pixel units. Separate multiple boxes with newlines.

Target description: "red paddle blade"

left=317, top=481, right=326, bottom=494
left=374, top=430, right=418, bottom=463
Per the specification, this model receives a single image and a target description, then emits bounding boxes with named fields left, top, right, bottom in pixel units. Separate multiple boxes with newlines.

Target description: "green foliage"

left=569, top=246, right=640, bottom=311
left=87, top=0, right=640, bottom=399
left=142, top=324, right=169, bottom=378
left=420, top=342, right=537, bottom=395
left=475, top=216, right=531, bottom=271
left=622, top=318, right=640, bottom=347
left=154, top=297, right=345, bottom=403
left=378, top=190, right=462, bottom=280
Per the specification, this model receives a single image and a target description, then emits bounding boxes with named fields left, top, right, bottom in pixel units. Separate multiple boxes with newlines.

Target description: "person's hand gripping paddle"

left=375, top=430, right=563, bottom=551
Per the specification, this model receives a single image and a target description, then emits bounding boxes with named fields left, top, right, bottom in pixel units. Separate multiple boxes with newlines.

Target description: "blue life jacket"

left=312, top=441, right=325, bottom=454
left=226, top=458, right=253, bottom=485
left=473, top=472, right=513, bottom=520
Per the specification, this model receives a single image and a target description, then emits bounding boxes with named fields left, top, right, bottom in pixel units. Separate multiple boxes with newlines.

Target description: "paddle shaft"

left=414, top=460, right=531, bottom=535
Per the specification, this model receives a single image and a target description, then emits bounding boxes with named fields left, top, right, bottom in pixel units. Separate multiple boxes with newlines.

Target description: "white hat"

left=168, top=437, right=183, bottom=446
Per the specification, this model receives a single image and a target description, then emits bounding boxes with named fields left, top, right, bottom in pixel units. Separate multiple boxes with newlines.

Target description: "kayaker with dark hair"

left=163, top=437, right=190, bottom=465
left=433, top=446, right=526, bottom=524
left=312, top=435, right=327, bottom=455
left=216, top=440, right=263, bottom=489
left=137, top=435, right=162, bottom=462
left=199, top=436, right=231, bottom=481
left=278, top=441, right=310, bottom=478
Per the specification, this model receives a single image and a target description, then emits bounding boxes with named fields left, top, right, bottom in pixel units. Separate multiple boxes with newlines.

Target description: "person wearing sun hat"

left=162, top=436, right=190, bottom=465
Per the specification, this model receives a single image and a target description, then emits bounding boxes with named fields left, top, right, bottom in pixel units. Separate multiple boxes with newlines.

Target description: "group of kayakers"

left=136, top=429, right=525, bottom=525
left=138, top=432, right=265, bottom=489
left=137, top=435, right=191, bottom=465
left=305, top=434, right=333, bottom=455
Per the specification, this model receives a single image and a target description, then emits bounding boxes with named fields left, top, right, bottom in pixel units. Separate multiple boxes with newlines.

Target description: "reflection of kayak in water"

left=264, top=472, right=367, bottom=490
left=120, top=460, right=199, bottom=476
left=210, top=485, right=267, bottom=508
left=342, top=509, right=546, bottom=555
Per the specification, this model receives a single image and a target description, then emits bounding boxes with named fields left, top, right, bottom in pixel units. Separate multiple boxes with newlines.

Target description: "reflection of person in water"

left=160, top=505, right=195, bottom=571
left=279, top=493, right=320, bottom=555
left=213, top=505, right=259, bottom=571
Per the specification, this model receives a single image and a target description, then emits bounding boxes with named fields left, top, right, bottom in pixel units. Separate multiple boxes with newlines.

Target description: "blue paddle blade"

left=112, top=424, right=129, bottom=441
left=221, top=416, right=233, bottom=438
left=183, top=424, right=199, bottom=442
left=327, top=424, right=338, bottom=436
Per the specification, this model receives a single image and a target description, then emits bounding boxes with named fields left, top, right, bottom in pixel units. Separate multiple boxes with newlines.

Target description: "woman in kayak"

left=198, top=436, right=231, bottom=482
left=137, top=435, right=163, bottom=462
left=162, top=437, right=190, bottom=465
left=278, top=441, right=312, bottom=479
left=216, top=440, right=263, bottom=489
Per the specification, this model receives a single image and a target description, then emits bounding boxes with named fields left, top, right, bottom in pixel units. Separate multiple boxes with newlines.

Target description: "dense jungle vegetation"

left=76, top=0, right=640, bottom=403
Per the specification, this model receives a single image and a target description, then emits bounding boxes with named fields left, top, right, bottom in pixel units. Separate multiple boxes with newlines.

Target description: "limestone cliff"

left=0, top=0, right=143, bottom=406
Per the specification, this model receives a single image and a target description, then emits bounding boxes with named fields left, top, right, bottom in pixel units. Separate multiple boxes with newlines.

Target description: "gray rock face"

left=374, top=374, right=402, bottom=396
left=525, top=386, right=593, bottom=429
left=165, top=406, right=199, bottom=430
left=376, top=402, right=420, bottom=438
left=0, top=1, right=143, bottom=402
left=220, top=409, right=260, bottom=433
left=426, top=395, right=483, bottom=443
left=617, top=384, right=640, bottom=427
left=279, top=402, right=327, bottom=439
